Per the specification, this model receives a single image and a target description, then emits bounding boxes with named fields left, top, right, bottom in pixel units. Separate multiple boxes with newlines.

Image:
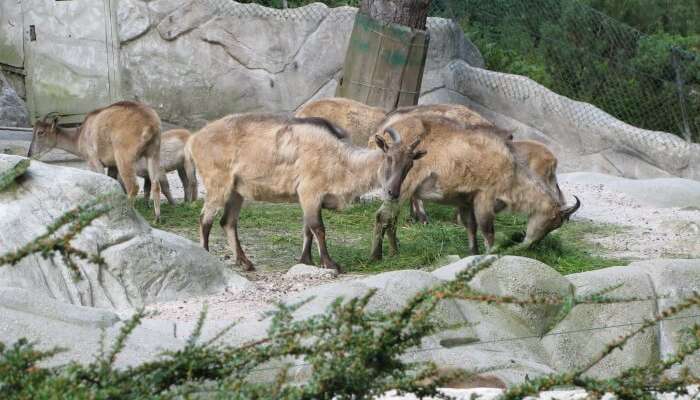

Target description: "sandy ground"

left=559, top=179, right=700, bottom=260
left=145, top=270, right=358, bottom=321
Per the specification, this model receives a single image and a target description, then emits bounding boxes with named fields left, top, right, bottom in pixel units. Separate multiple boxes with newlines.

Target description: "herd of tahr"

left=28, top=97, right=580, bottom=273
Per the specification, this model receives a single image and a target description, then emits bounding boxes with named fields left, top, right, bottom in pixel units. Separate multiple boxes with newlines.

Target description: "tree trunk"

left=359, top=0, right=432, bottom=29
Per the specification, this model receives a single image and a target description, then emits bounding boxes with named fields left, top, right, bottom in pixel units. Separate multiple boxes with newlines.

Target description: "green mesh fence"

left=434, top=0, right=700, bottom=143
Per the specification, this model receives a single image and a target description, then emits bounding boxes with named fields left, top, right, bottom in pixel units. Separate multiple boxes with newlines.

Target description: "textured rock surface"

left=545, top=266, right=658, bottom=378
left=429, top=257, right=700, bottom=383
left=0, top=154, right=250, bottom=311
left=0, top=70, right=29, bottom=127
left=629, top=259, right=700, bottom=377
left=0, top=288, right=184, bottom=367
left=3, top=249, right=700, bottom=386
left=117, top=0, right=151, bottom=43
left=469, top=256, right=574, bottom=337
left=117, top=1, right=483, bottom=129
left=224, top=258, right=699, bottom=386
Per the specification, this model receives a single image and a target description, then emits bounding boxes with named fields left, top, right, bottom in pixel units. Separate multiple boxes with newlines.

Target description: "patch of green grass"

left=136, top=199, right=627, bottom=275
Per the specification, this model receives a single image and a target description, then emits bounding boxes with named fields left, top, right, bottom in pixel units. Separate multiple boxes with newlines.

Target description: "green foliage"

left=446, top=0, right=700, bottom=142
left=0, top=158, right=30, bottom=191
left=581, top=0, right=700, bottom=37
left=136, top=199, right=623, bottom=275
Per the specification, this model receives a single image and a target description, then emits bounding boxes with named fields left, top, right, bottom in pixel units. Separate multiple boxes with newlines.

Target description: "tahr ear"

left=374, top=135, right=389, bottom=153
left=412, top=149, right=427, bottom=160
left=50, top=116, right=59, bottom=130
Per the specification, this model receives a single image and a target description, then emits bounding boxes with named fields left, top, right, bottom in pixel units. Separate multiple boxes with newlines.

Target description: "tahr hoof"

left=237, top=258, right=255, bottom=271
left=323, top=261, right=342, bottom=273
left=369, top=253, right=383, bottom=262
left=298, top=256, right=313, bottom=266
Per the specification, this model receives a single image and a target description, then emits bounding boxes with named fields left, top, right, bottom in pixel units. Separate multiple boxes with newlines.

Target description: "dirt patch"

left=559, top=180, right=700, bottom=260
left=146, top=270, right=358, bottom=322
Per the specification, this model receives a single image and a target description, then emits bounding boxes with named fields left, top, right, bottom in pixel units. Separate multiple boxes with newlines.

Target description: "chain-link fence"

left=204, top=0, right=700, bottom=144
left=429, top=0, right=700, bottom=143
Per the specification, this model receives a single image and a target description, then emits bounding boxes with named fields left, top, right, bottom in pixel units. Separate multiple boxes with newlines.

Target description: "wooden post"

left=336, top=0, right=432, bottom=111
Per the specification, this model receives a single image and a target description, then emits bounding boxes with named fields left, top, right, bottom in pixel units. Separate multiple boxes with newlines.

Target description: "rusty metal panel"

left=336, top=12, right=429, bottom=110
left=22, top=0, right=117, bottom=124
left=0, top=0, right=24, bottom=68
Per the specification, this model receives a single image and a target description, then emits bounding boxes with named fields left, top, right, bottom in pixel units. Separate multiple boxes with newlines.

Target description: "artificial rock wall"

left=116, top=0, right=700, bottom=181
left=3, top=0, right=698, bottom=182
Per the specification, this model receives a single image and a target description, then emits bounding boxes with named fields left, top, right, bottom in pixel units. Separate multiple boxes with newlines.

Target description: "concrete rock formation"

left=0, top=154, right=250, bottom=312
left=2, top=235, right=699, bottom=386
left=0, top=70, right=29, bottom=127
left=116, top=1, right=482, bottom=128
left=0, top=287, right=184, bottom=368
left=218, top=256, right=700, bottom=386
left=115, top=0, right=699, bottom=182
left=5, top=1, right=694, bottom=182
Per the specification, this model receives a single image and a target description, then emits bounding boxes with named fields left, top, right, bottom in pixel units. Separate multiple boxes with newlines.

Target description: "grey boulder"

left=0, top=70, right=29, bottom=127
left=0, top=287, right=184, bottom=368
left=285, top=263, right=338, bottom=278
left=117, top=0, right=151, bottom=43
left=0, top=154, right=250, bottom=312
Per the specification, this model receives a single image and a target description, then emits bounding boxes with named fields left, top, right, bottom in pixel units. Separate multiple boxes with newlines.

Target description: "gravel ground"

left=148, top=173, right=700, bottom=323
left=146, top=270, right=358, bottom=322
left=558, top=179, right=700, bottom=260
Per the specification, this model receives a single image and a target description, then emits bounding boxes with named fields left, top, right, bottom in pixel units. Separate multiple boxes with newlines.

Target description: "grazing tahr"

left=28, top=101, right=163, bottom=220
left=369, top=115, right=580, bottom=260
left=185, top=114, right=425, bottom=272
left=511, top=139, right=565, bottom=205
left=452, top=139, right=568, bottom=230
left=297, top=98, right=515, bottom=223
left=377, top=104, right=515, bottom=224
left=107, top=128, right=198, bottom=204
